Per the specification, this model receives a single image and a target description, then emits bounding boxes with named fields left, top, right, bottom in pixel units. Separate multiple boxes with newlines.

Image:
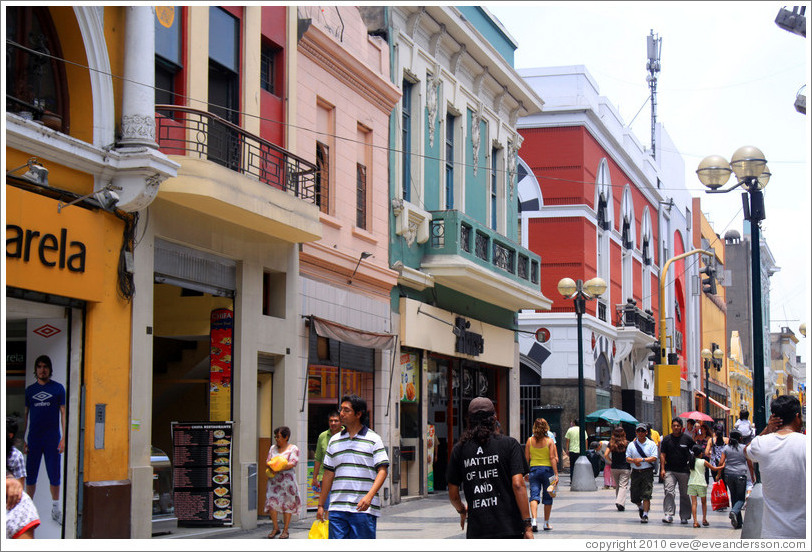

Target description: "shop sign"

left=209, top=309, right=233, bottom=420
left=6, top=186, right=105, bottom=301
left=453, top=317, right=483, bottom=357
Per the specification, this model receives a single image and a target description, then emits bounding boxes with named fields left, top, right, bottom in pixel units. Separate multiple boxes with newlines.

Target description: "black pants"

left=725, top=473, right=748, bottom=516
left=568, top=452, right=581, bottom=473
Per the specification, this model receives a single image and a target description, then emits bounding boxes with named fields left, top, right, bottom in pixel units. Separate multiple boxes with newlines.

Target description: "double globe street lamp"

left=701, top=346, right=724, bottom=416
left=557, top=276, right=607, bottom=491
left=696, top=146, right=770, bottom=434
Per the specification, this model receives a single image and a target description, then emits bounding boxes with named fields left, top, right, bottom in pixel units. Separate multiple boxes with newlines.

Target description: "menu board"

left=171, top=422, right=233, bottom=526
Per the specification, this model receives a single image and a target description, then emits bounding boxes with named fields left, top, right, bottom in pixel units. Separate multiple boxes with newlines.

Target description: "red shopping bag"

left=711, top=479, right=730, bottom=511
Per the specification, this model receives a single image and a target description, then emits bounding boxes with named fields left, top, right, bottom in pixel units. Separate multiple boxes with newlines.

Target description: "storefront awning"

left=310, top=315, right=396, bottom=351
left=695, top=390, right=731, bottom=412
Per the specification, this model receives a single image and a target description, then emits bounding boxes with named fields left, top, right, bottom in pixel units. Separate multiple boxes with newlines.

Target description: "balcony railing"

left=155, top=105, right=317, bottom=203
left=428, top=209, right=540, bottom=287
left=615, top=300, right=656, bottom=337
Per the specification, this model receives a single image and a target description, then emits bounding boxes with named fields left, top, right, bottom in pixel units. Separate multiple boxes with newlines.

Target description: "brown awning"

left=310, top=316, right=396, bottom=351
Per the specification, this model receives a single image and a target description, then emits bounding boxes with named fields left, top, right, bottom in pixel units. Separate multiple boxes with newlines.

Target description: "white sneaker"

left=52, top=506, right=63, bottom=525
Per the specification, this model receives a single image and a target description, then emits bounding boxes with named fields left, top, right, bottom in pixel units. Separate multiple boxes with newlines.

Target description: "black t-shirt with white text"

left=660, top=432, right=695, bottom=473
left=447, top=434, right=527, bottom=538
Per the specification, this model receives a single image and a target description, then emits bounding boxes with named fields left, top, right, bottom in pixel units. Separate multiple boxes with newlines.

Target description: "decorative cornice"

left=299, top=24, right=401, bottom=114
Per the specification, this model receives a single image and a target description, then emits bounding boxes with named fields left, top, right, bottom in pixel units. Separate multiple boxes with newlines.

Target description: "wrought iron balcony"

left=155, top=105, right=316, bottom=204
left=422, top=210, right=550, bottom=311
left=615, top=299, right=656, bottom=337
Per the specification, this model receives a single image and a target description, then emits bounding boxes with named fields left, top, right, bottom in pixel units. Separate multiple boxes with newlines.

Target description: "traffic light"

left=699, top=264, right=717, bottom=295
left=646, top=341, right=662, bottom=367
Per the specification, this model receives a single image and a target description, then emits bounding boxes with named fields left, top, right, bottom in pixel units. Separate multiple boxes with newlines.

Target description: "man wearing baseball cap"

left=446, top=397, right=533, bottom=538
left=626, top=423, right=659, bottom=523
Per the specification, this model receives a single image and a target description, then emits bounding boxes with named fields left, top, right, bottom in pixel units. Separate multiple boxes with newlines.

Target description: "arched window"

left=6, top=6, right=69, bottom=132
left=640, top=208, right=653, bottom=310
left=595, top=159, right=612, bottom=320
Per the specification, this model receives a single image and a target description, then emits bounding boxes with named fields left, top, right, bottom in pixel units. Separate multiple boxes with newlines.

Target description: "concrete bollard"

left=571, top=456, right=597, bottom=491
left=740, top=482, right=763, bottom=539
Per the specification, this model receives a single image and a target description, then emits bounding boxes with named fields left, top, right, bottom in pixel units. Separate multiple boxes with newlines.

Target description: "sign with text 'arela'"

left=6, top=185, right=107, bottom=301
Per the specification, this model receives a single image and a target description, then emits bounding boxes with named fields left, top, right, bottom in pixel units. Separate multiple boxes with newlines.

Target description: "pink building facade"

left=294, top=6, right=401, bottom=511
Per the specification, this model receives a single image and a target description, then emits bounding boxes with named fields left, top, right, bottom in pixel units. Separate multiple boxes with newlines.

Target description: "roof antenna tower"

left=646, top=30, right=662, bottom=159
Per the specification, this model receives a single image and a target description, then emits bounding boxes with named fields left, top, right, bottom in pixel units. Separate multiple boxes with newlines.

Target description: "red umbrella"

left=677, top=411, right=714, bottom=423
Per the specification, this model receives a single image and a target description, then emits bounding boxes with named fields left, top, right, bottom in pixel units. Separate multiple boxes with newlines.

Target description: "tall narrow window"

left=260, top=42, right=280, bottom=95
left=401, top=80, right=413, bottom=202
left=316, top=142, right=329, bottom=214
left=356, top=163, right=367, bottom=229
left=491, top=148, right=499, bottom=230
left=155, top=7, right=182, bottom=115
left=208, top=7, right=240, bottom=169
left=445, top=113, right=455, bottom=209
left=356, top=124, right=371, bottom=230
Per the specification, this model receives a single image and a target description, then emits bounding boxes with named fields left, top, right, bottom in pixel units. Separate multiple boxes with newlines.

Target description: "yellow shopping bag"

left=308, top=519, right=329, bottom=539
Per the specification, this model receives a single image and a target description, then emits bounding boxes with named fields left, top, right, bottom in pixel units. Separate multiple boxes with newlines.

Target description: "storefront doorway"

left=305, top=327, right=375, bottom=510
left=5, top=295, right=81, bottom=539
left=425, top=356, right=501, bottom=492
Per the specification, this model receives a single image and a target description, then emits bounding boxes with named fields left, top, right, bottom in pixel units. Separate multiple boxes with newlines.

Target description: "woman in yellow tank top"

left=524, top=418, right=559, bottom=531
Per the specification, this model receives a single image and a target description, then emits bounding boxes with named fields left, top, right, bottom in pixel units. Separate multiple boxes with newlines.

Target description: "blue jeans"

left=528, top=465, right=555, bottom=505
left=328, top=510, right=378, bottom=539
left=725, top=474, right=748, bottom=515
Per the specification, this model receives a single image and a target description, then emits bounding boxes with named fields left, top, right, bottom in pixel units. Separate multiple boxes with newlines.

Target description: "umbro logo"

left=33, top=324, right=61, bottom=338
left=32, top=391, right=53, bottom=402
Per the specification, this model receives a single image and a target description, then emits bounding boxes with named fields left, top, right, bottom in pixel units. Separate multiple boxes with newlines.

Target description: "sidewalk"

left=184, top=472, right=744, bottom=540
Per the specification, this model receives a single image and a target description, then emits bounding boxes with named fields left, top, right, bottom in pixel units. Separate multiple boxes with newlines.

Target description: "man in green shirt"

left=311, top=410, right=342, bottom=515
left=564, top=419, right=581, bottom=477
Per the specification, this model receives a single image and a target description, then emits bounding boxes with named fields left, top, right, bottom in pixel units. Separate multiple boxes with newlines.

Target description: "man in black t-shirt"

left=447, top=397, right=533, bottom=539
left=659, top=418, right=695, bottom=524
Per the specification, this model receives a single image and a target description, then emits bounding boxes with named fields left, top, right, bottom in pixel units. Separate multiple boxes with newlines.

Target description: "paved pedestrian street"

left=166, top=473, right=751, bottom=542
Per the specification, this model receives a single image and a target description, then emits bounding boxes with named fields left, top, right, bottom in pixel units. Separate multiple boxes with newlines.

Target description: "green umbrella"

left=585, top=407, right=638, bottom=425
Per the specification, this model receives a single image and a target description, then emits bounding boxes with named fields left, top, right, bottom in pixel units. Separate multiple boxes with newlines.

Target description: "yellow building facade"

left=692, top=199, right=730, bottom=422
left=6, top=6, right=177, bottom=538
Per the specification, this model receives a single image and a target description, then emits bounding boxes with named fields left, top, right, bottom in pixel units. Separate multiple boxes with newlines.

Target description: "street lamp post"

left=558, top=276, right=607, bottom=491
left=697, top=146, right=770, bottom=434
left=701, top=346, right=724, bottom=417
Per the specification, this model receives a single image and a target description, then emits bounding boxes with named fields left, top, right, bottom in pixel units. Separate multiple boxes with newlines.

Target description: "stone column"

left=119, top=6, right=157, bottom=148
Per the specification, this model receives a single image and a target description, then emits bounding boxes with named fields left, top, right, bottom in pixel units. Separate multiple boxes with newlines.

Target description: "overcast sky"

left=488, top=1, right=810, bottom=361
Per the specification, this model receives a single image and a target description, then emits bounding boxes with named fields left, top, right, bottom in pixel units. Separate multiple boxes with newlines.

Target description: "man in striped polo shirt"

left=317, top=394, right=389, bottom=538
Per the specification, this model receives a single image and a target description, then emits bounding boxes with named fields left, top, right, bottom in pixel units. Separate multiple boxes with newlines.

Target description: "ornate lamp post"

left=697, top=146, right=770, bottom=433
left=557, top=276, right=606, bottom=491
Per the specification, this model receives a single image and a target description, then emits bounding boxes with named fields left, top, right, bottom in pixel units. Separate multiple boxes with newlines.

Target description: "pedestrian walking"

left=687, top=444, right=724, bottom=528
left=586, top=440, right=606, bottom=479
left=447, top=397, right=533, bottom=539
left=744, top=395, right=806, bottom=539
left=564, top=419, right=581, bottom=476
left=659, top=418, right=694, bottom=524
left=6, top=417, right=40, bottom=539
left=317, top=394, right=389, bottom=539
left=264, top=426, right=300, bottom=539
left=626, top=423, right=658, bottom=523
left=311, top=410, right=342, bottom=518
left=524, top=417, right=558, bottom=532
left=719, top=430, right=754, bottom=529
left=605, top=426, right=630, bottom=511
left=704, top=423, right=728, bottom=485
left=693, top=423, right=711, bottom=484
